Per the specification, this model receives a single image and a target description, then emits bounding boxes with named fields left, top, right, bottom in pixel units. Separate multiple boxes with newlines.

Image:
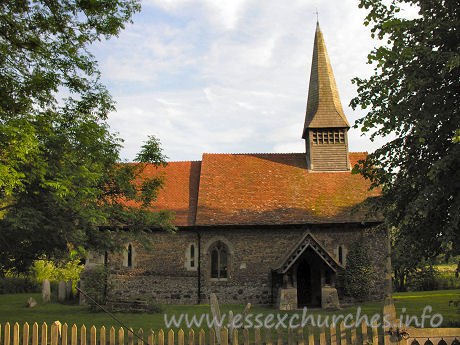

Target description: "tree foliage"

left=344, top=240, right=373, bottom=300
left=351, top=0, right=460, bottom=261
left=0, top=0, right=175, bottom=275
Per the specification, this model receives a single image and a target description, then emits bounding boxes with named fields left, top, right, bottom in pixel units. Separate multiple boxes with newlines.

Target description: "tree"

left=350, top=0, right=460, bottom=263
left=0, top=1, right=175, bottom=275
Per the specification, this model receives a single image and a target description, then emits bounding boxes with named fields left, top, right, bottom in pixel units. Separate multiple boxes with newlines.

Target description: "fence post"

left=330, top=325, right=337, bottom=345
left=168, top=330, right=174, bottom=345
left=307, top=327, right=314, bottom=345
left=188, top=330, right=194, bottom=345
left=109, top=328, right=115, bottom=345
left=90, top=326, right=96, bottom=345
left=42, top=323, right=48, bottom=345
left=243, top=329, right=249, bottom=345
left=13, top=323, right=19, bottom=345
left=128, top=328, right=133, bottom=345
left=221, top=328, right=228, bottom=345
left=298, top=328, right=305, bottom=345
left=360, top=322, right=367, bottom=345
left=62, top=324, right=68, bottom=345
left=50, top=323, right=58, bottom=345
left=254, top=329, right=261, bottom=345
left=371, top=323, right=378, bottom=345
left=23, top=323, right=29, bottom=345
left=157, top=330, right=164, bottom=345
left=119, top=328, right=125, bottom=345
left=138, top=329, right=144, bottom=345
left=198, top=330, right=204, bottom=345
left=32, top=323, right=39, bottom=345
left=288, top=328, right=294, bottom=345
left=81, top=325, right=86, bottom=345
left=71, top=325, right=77, bottom=345
left=210, top=329, right=215, bottom=345
left=5, top=322, right=11, bottom=345
left=100, top=326, right=106, bottom=345
left=232, top=329, right=238, bottom=345
left=382, top=299, right=396, bottom=345
left=351, top=325, right=357, bottom=345
left=340, top=322, right=347, bottom=345
left=148, top=330, right=155, bottom=345
left=276, top=328, right=282, bottom=345
left=320, top=327, right=326, bottom=345
left=178, top=330, right=184, bottom=345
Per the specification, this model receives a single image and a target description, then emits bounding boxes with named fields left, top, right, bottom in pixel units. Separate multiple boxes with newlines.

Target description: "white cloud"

left=97, top=0, right=391, bottom=162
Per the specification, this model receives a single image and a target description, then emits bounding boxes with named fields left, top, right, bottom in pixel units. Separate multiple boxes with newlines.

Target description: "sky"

left=90, top=0, right=410, bottom=162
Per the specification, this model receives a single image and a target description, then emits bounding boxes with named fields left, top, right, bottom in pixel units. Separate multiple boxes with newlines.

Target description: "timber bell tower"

left=302, top=23, right=350, bottom=171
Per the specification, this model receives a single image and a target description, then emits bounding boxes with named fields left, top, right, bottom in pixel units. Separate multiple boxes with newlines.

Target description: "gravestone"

left=228, top=311, right=234, bottom=343
left=241, top=303, right=251, bottom=328
left=66, top=280, right=73, bottom=300
left=27, top=297, right=37, bottom=308
left=210, top=293, right=222, bottom=344
left=58, top=280, right=66, bottom=302
left=42, top=279, right=50, bottom=303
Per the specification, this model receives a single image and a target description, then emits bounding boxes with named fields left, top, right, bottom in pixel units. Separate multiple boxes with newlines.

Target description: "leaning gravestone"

left=58, top=280, right=66, bottom=302
left=27, top=297, right=37, bottom=308
left=66, top=280, right=73, bottom=300
left=210, top=293, right=223, bottom=344
left=42, top=279, right=50, bottom=303
left=228, top=311, right=234, bottom=343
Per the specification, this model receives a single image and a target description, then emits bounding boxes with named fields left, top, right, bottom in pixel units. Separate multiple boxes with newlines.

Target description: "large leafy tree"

left=351, top=0, right=460, bottom=268
left=0, top=0, right=174, bottom=274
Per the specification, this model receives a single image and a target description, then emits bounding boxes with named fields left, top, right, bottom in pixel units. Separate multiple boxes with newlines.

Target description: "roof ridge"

left=166, top=160, right=202, bottom=163
left=202, top=152, right=304, bottom=156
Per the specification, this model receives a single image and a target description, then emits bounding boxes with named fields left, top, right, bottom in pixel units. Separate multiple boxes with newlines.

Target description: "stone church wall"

left=104, top=224, right=388, bottom=305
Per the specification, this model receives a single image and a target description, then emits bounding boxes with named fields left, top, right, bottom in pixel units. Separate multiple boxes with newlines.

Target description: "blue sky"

left=90, top=0, right=415, bottom=162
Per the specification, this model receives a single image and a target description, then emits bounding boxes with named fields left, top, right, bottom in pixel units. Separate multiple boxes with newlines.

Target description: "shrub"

left=0, top=277, right=40, bottom=294
left=81, top=265, right=114, bottom=312
left=406, top=266, right=439, bottom=291
left=140, top=296, right=164, bottom=314
left=30, top=252, right=84, bottom=291
left=344, top=240, right=373, bottom=300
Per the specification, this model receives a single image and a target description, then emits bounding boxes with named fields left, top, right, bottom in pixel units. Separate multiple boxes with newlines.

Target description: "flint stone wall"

left=97, top=224, right=388, bottom=305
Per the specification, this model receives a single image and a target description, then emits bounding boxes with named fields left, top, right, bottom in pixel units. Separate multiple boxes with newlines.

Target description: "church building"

left=85, top=23, right=390, bottom=309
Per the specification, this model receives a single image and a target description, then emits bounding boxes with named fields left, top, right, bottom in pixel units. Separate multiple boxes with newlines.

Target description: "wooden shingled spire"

left=302, top=23, right=351, bottom=171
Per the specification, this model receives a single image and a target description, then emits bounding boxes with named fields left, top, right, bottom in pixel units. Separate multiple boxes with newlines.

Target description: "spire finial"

left=314, top=8, right=319, bottom=23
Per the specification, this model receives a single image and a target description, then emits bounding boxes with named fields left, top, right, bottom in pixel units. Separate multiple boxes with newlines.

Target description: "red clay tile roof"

left=144, top=152, right=379, bottom=227
left=140, top=161, right=201, bottom=226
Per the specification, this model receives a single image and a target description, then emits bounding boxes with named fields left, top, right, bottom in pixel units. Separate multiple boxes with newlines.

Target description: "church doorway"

left=296, top=260, right=312, bottom=307
left=296, top=248, right=322, bottom=307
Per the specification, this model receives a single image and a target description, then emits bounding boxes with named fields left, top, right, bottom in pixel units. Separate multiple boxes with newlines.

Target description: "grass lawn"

left=0, top=290, right=459, bottom=340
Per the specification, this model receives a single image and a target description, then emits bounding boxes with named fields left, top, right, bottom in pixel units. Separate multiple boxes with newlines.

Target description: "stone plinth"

left=279, top=288, right=297, bottom=310
left=321, top=285, right=340, bottom=310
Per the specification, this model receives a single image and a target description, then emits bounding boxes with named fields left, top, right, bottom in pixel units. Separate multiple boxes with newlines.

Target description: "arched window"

left=338, top=246, right=343, bottom=264
left=127, top=244, right=133, bottom=268
left=123, top=243, right=136, bottom=268
left=190, top=244, right=195, bottom=268
left=185, top=243, right=198, bottom=271
left=210, top=241, right=228, bottom=279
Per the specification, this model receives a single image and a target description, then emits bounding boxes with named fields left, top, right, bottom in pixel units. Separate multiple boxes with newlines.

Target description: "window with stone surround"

left=123, top=243, right=136, bottom=268
left=185, top=243, right=198, bottom=271
left=333, top=245, right=347, bottom=266
left=210, top=241, right=228, bottom=280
